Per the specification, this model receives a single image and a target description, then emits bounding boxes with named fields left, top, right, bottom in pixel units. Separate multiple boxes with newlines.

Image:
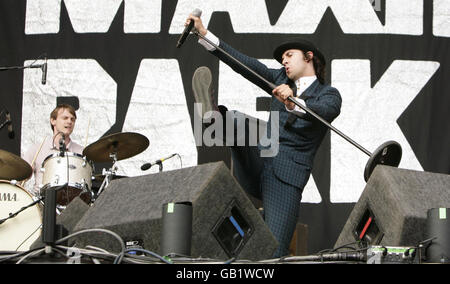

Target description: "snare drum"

left=41, top=152, right=93, bottom=205
left=0, top=180, right=42, bottom=251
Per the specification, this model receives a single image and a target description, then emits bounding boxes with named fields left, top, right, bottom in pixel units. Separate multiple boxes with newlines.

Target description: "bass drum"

left=0, top=180, right=42, bottom=251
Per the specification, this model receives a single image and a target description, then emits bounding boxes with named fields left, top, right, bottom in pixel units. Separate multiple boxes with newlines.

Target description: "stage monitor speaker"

left=57, top=196, right=90, bottom=233
left=73, top=161, right=278, bottom=260
left=30, top=196, right=90, bottom=249
left=334, top=166, right=450, bottom=249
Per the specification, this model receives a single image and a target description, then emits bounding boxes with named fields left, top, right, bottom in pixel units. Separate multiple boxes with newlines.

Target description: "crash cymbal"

left=83, top=132, right=149, bottom=163
left=0, top=149, right=32, bottom=180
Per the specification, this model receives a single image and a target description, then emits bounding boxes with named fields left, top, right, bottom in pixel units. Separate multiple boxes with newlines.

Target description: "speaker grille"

left=335, top=166, right=450, bottom=248
left=73, top=162, right=277, bottom=260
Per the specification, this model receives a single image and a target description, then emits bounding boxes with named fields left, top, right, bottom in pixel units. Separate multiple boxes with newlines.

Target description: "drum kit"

left=0, top=132, right=149, bottom=251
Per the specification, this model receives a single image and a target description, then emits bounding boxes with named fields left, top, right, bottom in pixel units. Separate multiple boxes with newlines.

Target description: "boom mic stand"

left=0, top=114, right=11, bottom=132
left=191, top=30, right=402, bottom=181
left=0, top=56, right=47, bottom=85
left=0, top=62, right=45, bottom=72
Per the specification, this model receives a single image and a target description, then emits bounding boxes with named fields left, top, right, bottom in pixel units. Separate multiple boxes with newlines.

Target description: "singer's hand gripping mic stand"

left=191, top=30, right=402, bottom=182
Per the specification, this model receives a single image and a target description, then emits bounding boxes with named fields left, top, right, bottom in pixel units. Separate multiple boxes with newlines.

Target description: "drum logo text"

left=0, top=193, right=17, bottom=202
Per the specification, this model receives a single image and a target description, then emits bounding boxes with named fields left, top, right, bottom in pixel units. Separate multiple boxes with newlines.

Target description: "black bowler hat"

left=273, top=38, right=325, bottom=65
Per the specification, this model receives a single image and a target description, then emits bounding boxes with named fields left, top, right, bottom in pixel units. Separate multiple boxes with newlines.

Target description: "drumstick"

left=84, top=116, right=91, bottom=147
left=19, top=136, right=47, bottom=187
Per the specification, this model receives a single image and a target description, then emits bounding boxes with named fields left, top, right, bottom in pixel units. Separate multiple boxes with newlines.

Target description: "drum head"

left=0, top=180, right=42, bottom=251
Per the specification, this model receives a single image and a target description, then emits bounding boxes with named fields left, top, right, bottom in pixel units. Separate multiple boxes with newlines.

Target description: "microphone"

left=176, top=8, right=202, bottom=48
left=59, top=133, right=66, bottom=157
left=141, top=154, right=177, bottom=171
left=41, top=57, right=47, bottom=85
left=5, top=111, right=14, bottom=139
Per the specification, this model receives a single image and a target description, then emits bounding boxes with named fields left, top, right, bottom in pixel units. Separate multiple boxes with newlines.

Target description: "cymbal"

left=0, top=149, right=32, bottom=180
left=83, top=132, right=149, bottom=163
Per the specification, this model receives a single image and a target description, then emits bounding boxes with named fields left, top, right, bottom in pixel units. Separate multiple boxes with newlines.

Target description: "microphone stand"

left=0, top=63, right=44, bottom=72
left=59, top=135, right=66, bottom=157
left=158, top=161, right=163, bottom=172
left=192, top=30, right=402, bottom=181
left=1, top=56, right=47, bottom=85
left=0, top=117, right=10, bottom=131
left=95, top=152, right=118, bottom=199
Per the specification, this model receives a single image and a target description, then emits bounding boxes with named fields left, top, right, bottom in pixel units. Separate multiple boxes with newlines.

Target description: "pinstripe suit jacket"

left=212, top=40, right=342, bottom=189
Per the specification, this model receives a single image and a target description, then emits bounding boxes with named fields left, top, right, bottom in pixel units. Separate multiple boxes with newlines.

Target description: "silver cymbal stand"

left=95, top=152, right=118, bottom=199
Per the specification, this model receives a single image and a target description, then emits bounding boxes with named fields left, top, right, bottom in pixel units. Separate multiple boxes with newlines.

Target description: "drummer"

left=22, top=104, right=83, bottom=197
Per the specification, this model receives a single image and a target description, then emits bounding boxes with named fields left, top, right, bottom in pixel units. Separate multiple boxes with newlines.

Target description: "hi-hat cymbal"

left=83, top=132, right=149, bottom=163
left=0, top=149, right=32, bottom=180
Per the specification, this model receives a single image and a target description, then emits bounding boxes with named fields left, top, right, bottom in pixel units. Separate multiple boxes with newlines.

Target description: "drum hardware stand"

left=191, top=30, right=402, bottom=181
left=95, top=152, right=118, bottom=199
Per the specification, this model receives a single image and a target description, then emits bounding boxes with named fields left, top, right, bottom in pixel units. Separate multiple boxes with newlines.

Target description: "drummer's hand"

left=186, top=13, right=207, bottom=36
left=272, top=84, right=296, bottom=110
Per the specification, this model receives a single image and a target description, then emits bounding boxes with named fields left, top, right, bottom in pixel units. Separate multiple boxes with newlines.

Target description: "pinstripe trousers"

left=226, top=111, right=310, bottom=258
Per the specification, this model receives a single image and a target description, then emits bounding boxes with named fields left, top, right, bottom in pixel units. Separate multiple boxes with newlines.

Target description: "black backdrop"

left=1, top=0, right=449, bottom=254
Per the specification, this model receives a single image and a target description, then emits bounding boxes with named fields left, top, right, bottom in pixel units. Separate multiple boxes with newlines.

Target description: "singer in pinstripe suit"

left=188, top=14, right=342, bottom=258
